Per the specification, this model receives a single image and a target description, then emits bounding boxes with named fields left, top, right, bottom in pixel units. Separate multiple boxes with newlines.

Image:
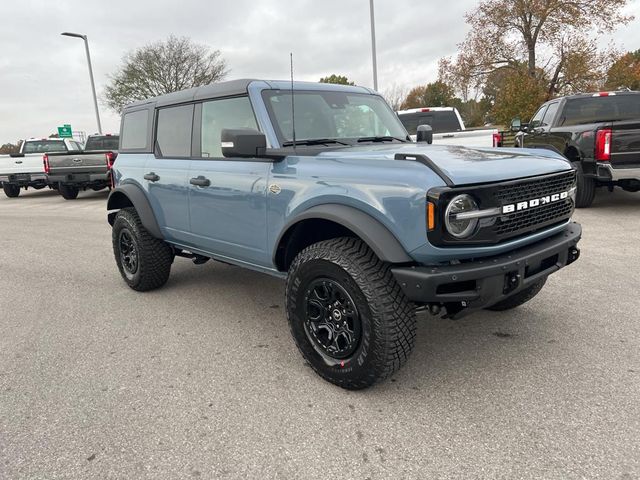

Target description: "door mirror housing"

left=416, top=124, right=433, bottom=144
left=221, top=129, right=267, bottom=158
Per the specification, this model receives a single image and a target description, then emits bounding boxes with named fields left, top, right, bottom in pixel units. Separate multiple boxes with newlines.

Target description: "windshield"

left=23, top=140, right=67, bottom=154
left=262, top=90, right=408, bottom=145
left=85, top=136, right=120, bottom=151
left=560, top=95, right=640, bottom=126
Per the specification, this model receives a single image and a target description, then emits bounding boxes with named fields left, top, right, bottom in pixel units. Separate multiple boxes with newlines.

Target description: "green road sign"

left=57, top=124, right=72, bottom=138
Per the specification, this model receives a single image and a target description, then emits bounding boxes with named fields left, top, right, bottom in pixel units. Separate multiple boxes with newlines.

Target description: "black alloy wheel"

left=304, top=278, right=362, bottom=359
left=118, top=229, right=139, bottom=278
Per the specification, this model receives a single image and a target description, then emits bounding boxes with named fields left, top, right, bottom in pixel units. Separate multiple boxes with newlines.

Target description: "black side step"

left=394, top=153, right=453, bottom=187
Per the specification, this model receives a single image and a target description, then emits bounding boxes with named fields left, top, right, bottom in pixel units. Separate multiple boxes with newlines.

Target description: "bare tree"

left=104, top=35, right=228, bottom=112
left=381, top=84, right=408, bottom=111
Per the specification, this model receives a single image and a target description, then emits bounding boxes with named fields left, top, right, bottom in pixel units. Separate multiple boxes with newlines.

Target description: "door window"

left=156, top=104, right=194, bottom=157
left=201, top=97, right=258, bottom=158
left=541, top=102, right=559, bottom=126
left=121, top=110, right=149, bottom=150
left=529, top=106, right=548, bottom=129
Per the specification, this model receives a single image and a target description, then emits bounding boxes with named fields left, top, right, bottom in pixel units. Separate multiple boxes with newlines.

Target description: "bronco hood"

left=316, top=144, right=572, bottom=186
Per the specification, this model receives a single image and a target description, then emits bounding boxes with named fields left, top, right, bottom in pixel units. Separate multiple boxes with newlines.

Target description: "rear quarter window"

left=120, top=110, right=150, bottom=150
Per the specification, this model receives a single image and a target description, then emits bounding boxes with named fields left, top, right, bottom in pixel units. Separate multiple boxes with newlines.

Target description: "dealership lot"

left=0, top=189, right=638, bottom=479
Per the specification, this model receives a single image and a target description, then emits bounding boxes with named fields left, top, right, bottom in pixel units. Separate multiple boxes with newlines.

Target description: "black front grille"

left=494, top=200, right=574, bottom=236
left=491, top=171, right=576, bottom=239
left=494, top=170, right=576, bottom=205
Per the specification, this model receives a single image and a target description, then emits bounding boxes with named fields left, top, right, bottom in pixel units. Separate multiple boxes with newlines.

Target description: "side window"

left=542, top=102, right=560, bottom=126
left=529, top=106, right=548, bottom=128
left=201, top=97, right=258, bottom=158
left=121, top=110, right=149, bottom=150
left=156, top=104, right=194, bottom=157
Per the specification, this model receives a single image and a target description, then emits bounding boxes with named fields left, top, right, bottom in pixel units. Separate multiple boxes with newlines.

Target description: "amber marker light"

left=427, top=201, right=436, bottom=231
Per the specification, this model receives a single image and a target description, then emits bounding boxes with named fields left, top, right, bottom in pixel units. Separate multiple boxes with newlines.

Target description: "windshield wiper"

left=356, top=136, right=408, bottom=143
left=281, top=138, right=351, bottom=147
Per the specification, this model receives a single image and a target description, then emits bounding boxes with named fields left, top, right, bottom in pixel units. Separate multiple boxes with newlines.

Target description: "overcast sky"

left=1, top=0, right=639, bottom=144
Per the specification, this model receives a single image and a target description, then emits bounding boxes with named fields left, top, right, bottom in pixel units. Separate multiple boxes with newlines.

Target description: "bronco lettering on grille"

left=502, top=191, right=570, bottom=214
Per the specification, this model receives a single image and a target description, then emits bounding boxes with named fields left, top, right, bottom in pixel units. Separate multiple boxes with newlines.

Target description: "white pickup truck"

left=397, top=107, right=501, bottom=147
left=0, top=138, right=83, bottom=198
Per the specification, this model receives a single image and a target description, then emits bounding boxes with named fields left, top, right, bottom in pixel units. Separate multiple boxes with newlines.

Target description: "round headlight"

left=445, top=194, right=479, bottom=239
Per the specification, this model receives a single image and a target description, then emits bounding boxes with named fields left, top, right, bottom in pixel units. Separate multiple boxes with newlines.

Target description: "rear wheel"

left=286, top=237, right=416, bottom=390
left=2, top=183, right=20, bottom=198
left=575, top=164, right=596, bottom=208
left=112, top=208, right=174, bottom=291
left=58, top=183, right=79, bottom=200
left=486, top=278, right=547, bottom=311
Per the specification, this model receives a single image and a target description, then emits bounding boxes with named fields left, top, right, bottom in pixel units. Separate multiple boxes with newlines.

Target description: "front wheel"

left=2, top=183, right=20, bottom=198
left=286, top=237, right=416, bottom=390
left=485, top=278, right=546, bottom=311
left=112, top=208, right=174, bottom=291
left=58, top=183, right=79, bottom=200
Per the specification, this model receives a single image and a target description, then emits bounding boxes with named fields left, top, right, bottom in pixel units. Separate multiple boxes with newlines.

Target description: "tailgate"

left=430, top=129, right=498, bottom=147
left=48, top=153, right=108, bottom=175
left=611, top=121, right=640, bottom=168
left=0, top=154, right=44, bottom=175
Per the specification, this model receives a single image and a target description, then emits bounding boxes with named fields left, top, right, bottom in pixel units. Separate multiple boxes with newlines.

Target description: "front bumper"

left=392, top=223, right=582, bottom=318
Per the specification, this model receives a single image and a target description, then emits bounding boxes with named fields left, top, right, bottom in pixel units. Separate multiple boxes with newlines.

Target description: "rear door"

left=143, top=105, right=193, bottom=243
left=185, top=96, right=270, bottom=266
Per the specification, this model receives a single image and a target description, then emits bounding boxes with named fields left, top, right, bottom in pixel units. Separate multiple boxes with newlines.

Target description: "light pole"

left=61, top=32, right=102, bottom=134
left=369, top=0, right=378, bottom=91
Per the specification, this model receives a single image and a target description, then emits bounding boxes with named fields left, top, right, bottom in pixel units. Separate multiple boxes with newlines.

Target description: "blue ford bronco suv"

left=107, top=79, right=582, bottom=389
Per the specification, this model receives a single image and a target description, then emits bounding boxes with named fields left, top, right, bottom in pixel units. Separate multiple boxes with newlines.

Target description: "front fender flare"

left=274, top=204, right=413, bottom=265
left=107, top=184, right=163, bottom=239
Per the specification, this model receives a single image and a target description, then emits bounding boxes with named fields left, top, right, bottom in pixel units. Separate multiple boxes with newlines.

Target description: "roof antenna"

left=290, top=52, right=297, bottom=151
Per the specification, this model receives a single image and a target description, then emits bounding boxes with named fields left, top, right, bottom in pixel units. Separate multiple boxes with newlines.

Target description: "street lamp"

left=61, top=32, right=102, bottom=134
left=369, top=0, right=378, bottom=91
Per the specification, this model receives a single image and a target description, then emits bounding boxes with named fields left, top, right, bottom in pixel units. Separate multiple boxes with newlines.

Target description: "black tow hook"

left=503, top=271, right=521, bottom=295
left=567, top=247, right=580, bottom=265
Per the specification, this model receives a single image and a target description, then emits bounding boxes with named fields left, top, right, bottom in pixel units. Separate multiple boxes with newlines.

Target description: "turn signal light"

left=43, top=154, right=50, bottom=174
left=427, top=201, right=436, bottom=231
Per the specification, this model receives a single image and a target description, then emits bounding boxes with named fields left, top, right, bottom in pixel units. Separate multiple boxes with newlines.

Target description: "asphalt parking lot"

left=0, top=188, right=638, bottom=479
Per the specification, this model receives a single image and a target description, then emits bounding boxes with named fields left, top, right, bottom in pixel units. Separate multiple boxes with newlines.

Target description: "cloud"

left=0, top=0, right=637, bottom=144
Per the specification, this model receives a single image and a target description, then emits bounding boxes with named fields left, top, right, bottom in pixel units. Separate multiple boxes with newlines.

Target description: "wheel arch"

left=274, top=204, right=413, bottom=272
left=107, top=184, right=163, bottom=239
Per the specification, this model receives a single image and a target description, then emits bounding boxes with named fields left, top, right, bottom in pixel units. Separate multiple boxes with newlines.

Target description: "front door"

left=186, top=96, right=270, bottom=267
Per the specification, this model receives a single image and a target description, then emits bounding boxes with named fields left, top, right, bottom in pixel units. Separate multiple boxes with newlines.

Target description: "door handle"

left=14, top=160, right=22, bottom=164
left=144, top=172, right=160, bottom=182
left=190, top=176, right=211, bottom=187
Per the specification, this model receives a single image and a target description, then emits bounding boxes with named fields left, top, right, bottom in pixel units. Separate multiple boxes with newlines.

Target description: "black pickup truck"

left=510, top=91, right=640, bottom=207
left=45, top=134, right=119, bottom=199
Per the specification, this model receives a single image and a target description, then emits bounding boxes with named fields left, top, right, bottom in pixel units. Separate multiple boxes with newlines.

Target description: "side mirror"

left=221, top=128, right=266, bottom=158
left=510, top=117, right=522, bottom=132
left=416, top=124, right=433, bottom=144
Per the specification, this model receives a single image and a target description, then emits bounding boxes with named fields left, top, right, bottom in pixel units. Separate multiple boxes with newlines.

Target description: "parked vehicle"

left=510, top=91, right=640, bottom=207
left=45, top=134, right=119, bottom=199
left=107, top=79, right=582, bottom=389
left=397, top=107, right=501, bottom=147
left=0, top=138, right=83, bottom=198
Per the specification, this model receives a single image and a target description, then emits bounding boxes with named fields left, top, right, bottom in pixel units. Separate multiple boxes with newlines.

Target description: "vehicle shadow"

left=589, top=188, right=640, bottom=210
left=158, top=259, right=546, bottom=389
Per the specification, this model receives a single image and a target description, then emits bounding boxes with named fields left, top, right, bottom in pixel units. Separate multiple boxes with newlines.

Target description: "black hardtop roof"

left=122, top=78, right=375, bottom=112
left=124, top=79, right=257, bottom=110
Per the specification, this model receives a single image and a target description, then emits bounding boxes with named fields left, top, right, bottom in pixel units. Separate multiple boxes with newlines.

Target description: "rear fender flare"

left=107, top=184, right=162, bottom=239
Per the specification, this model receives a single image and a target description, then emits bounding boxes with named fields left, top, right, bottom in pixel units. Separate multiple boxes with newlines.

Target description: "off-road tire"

left=58, top=183, right=79, bottom=200
left=112, top=207, right=173, bottom=291
left=286, top=237, right=416, bottom=390
left=486, top=278, right=547, bottom=311
left=575, top=165, right=596, bottom=208
left=2, top=183, right=20, bottom=198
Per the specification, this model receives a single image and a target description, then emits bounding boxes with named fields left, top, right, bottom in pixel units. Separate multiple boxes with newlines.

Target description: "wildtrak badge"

left=502, top=190, right=571, bottom=214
